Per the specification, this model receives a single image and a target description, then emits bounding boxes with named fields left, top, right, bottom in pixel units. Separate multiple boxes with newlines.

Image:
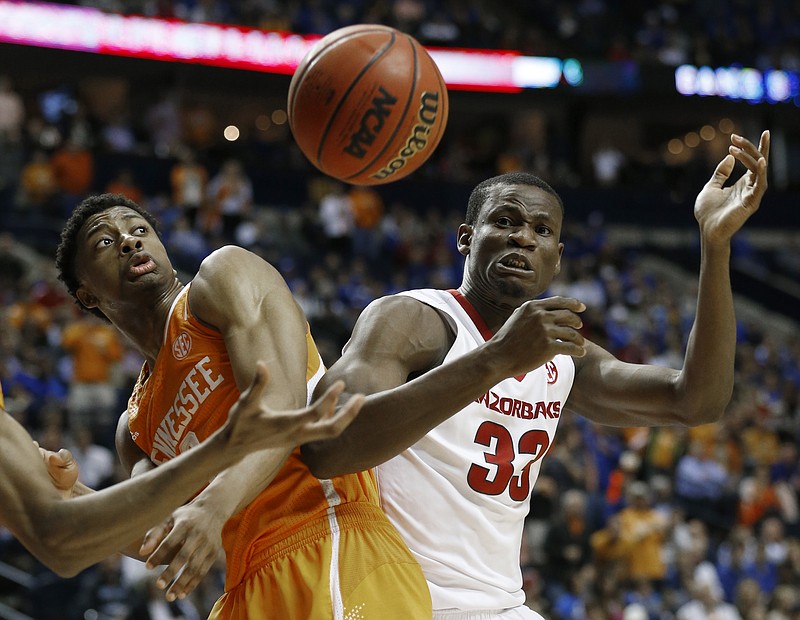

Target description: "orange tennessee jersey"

left=126, top=285, right=380, bottom=590
left=0, top=380, right=4, bottom=409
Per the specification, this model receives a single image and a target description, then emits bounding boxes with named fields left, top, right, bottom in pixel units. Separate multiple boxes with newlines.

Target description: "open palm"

left=694, top=131, right=769, bottom=244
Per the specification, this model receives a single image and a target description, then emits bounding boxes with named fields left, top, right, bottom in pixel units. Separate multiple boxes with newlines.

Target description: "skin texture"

left=302, top=131, right=770, bottom=479
left=64, top=209, right=363, bottom=601
left=0, top=363, right=361, bottom=577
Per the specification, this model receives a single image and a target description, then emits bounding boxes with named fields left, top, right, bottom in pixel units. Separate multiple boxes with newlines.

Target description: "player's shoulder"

left=194, top=246, right=282, bottom=292
left=361, top=291, right=443, bottom=324
left=355, top=291, right=454, bottom=352
left=190, top=246, right=290, bottom=321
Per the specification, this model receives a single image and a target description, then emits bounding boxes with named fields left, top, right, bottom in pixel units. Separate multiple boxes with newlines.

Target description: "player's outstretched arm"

left=0, top=362, right=361, bottom=578
left=302, top=293, right=586, bottom=478
left=567, top=131, right=770, bottom=427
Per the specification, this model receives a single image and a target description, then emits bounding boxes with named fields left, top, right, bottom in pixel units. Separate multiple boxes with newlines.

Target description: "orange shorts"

left=209, top=506, right=431, bottom=619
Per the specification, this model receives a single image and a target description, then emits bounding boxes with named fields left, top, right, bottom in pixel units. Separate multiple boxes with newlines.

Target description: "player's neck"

left=109, top=279, right=185, bottom=365
left=456, top=286, right=515, bottom=334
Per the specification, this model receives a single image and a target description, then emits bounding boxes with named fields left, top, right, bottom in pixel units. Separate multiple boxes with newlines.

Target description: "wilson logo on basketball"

left=343, top=86, right=398, bottom=159
left=371, top=91, right=440, bottom=181
left=546, top=361, right=558, bottom=384
left=172, top=332, right=192, bottom=360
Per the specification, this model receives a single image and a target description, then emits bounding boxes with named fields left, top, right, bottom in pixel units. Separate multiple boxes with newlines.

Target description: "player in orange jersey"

left=0, top=366, right=361, bottom=578
left=55, top=194, right=432, bottom=619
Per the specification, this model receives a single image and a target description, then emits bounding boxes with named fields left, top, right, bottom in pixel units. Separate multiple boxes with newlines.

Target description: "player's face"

left=73, top=206, right=174, bottom=312
left=459, top=184, right=564, bottom=303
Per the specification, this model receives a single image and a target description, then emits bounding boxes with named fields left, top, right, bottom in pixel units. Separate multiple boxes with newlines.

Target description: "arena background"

left=0, top=1, right=798, bottom=619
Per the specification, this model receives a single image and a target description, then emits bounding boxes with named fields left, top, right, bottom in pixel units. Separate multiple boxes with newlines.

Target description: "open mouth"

left=498, top=255, right=533, bottom=273
left=128, top=254, right=156, bottom=277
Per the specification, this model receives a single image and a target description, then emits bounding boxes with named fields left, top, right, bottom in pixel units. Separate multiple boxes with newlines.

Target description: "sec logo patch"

left=546, top=361, right=558, bottom=384
left=172, top=332, right=192, bottom=360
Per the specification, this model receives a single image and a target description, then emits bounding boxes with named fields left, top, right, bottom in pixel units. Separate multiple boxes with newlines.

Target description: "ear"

left=75, top=286, right=98, bottom=309
left=457, top=224, right=472, bottom=257
left=554, top=242, right=564, bottom=276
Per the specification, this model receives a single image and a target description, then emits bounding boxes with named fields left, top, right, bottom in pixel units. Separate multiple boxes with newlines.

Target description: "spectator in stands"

left=105, top=168, right=143, bottom=205
left=349, top=184, right=384, bottom=260
left=60, top=310, right=124, bottom=438
left=68, top=426, right=116, bottom=490
left=313, top=180, right=352, bottom=259
left=16, top=149, right=58, bottom=212
left=545, top=489, right=595, bottom=601
left=51, top=135, right=94, bottom=213
left=674, top=438, right=737, bottom=538
left=617, top=481, right=669, bottom=584
left=170, top=148, right=208, bottom=227
left=202, top=158, right=253, bottom=240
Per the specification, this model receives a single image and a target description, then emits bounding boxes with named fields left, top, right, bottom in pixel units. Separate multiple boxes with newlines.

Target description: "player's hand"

left=220, top=361, right=365, bottom=453
left=695, top=130, right=769, bottom=245
left=34, top=442, right=79, bottom=499
left=140, top=500, right=225, bottom=602
left=488, top=296, right=586, bottom=376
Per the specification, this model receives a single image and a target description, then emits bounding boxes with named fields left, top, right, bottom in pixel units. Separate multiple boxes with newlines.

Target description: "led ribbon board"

left=0, top=0, right=581, bottom=92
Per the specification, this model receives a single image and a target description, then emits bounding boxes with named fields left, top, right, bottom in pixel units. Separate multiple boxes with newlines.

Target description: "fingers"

left=153, top=537, right=216, bottom=601
left=550, top=326, right=587, bottom=358
left=707, top=153, right=735, bottom=189
left=298, top=389, right=364, bottom=442
left=163, top=547, right=218, bottom=601
left=310, top=380, right=346, bottom=415
left=140, top=518, right=173, bottom=558
left=731, top=130, right=770, bottom=165
left=56, top=448, right=75, bottom=468
left=536, top=296, right=586, bottom=313
left=729, top=132, right=769, bottom=203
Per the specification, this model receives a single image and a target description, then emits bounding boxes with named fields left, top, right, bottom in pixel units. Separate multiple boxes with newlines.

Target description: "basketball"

left=288, top=25, right=449, bottom=185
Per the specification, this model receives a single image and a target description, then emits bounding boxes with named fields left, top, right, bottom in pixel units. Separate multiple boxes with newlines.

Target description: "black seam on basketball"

left=343, top=35, right=419, bottom=182
left=315, top=31, right=397, bottom=166
left=288, top=27, right=394, bottom=129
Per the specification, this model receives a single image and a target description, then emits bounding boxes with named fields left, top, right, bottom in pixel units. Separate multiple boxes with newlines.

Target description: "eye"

left=536, top=225, right=552, bottom=236
left=96, top=237, right=113, bottom=248
left=496, top=216, right=513, bottom=227
left=134, top=225, right=147, bottom=234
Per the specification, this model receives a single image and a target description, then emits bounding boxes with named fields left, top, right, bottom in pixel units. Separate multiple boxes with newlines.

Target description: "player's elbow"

left=301, top=442, right=360, bottom=479
left=29, top=513, right=93, bottom=576
left=31, top=535, right=85, bottom=577
left=676, top=396, right=730, bottom=427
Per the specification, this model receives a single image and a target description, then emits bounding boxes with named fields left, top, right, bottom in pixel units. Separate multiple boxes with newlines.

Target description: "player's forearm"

left=191, top=446, right=291, bottom=520
left=678, top=241, right=735, bottom=421
left=32, top=431, right=236, bottom=576
left=304, top=346, right=504, bottom=477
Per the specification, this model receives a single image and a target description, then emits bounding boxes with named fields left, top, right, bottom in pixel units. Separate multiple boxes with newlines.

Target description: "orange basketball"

left=288, top=25, right=449, bottom=185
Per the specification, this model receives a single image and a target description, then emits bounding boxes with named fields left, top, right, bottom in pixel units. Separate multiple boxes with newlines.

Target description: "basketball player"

left=0, top=367, right=362, bottom=577
left=55, top=194, right=431, bottom=618
left=302, top=131, right=770, bottom=619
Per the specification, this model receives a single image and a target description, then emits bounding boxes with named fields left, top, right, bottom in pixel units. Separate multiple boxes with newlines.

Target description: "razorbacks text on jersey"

left=374, top=289, right=576, bottom=611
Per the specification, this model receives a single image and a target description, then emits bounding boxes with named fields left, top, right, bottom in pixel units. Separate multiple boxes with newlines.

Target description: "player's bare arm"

left=1, top=364, right=360, bottom=578
left=302, top=293, right=586, bottom=478
left=139, top=245, right=317, bottom=601
left=568, top=131, right=770, bottom=428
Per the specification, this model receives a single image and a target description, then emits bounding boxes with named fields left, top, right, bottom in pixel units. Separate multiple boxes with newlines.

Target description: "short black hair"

left=55, top=193, right=160, bottom=319
left=465, top=172, right=564, bottom=225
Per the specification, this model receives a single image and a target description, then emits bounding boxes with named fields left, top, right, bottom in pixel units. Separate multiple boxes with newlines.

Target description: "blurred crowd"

left=42, top=0, right=800, bottom=70
left=0, top=3, right=799, bottom=616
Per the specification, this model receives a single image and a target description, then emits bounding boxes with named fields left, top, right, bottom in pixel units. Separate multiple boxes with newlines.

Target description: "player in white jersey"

left=302, top=131, right=770, bottom=619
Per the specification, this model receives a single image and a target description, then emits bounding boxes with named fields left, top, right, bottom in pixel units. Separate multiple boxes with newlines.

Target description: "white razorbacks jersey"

left=374, top=289, right=575, bottom=611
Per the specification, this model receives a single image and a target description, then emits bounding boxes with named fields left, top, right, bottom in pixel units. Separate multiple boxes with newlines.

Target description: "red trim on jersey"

left=446, top=289, right=527, bottom=381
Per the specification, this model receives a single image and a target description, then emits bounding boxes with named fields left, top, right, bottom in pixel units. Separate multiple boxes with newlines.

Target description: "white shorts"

left=434, top=607, right=546, bottom=620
